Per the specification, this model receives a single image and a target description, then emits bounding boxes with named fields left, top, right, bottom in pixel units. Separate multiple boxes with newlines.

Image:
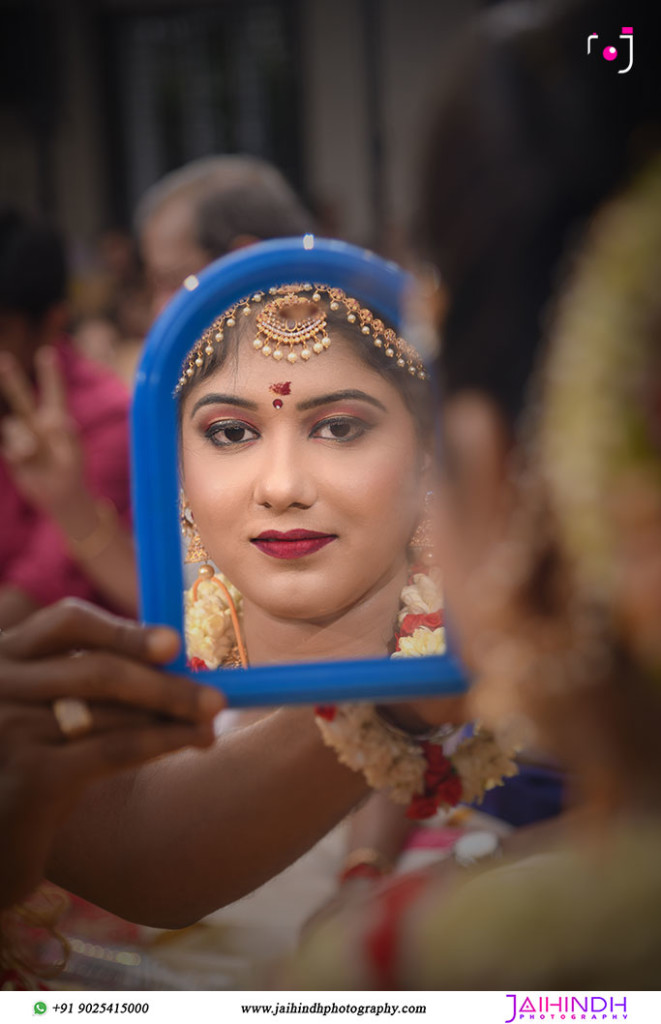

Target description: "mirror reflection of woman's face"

left=180, top=334, right=428, bottom=623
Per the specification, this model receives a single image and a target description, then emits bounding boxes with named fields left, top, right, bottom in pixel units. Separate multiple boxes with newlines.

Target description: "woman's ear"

left=430, top=393, right=516, bottom=672
left=420, top=447, right=435, bottom=480
left=440, top=393, right=515, bottom=559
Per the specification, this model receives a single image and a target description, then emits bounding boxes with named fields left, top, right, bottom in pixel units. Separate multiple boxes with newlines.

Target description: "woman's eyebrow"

left=190, top=393, right=259, bottom=417
left=296, top=389, right=387, bottom=413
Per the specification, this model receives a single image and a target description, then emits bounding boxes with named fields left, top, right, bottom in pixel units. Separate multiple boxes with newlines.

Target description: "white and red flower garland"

left=184, top=567, right=517, bottom=820
left=314, top=570, right=517, bottom=820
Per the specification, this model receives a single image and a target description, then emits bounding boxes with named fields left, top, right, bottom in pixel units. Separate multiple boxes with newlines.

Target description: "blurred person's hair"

left=135, top=155, right=316, bottom=257
left=416, top=0, right=659, bottom=431
left=0, top=207, right=67, bottom=322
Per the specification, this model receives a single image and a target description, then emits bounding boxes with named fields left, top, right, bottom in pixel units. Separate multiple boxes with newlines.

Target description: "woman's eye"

left=205, top=421, right=259, bottom=446
left=312, top=417, right=368, bottom=442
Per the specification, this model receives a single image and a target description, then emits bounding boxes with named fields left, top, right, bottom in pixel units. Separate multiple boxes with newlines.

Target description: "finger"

left=0, top=416, right=40, bottom=463
left=0, top=352, right=38, bottom=424
left=0, top=701, right=185, bottom=745
left=0, top=599, right=181, bottom=665
left=56, top=721, right=216, bottom=781
left=1, top=649, right=224, bottom=722
left=0, top=702, right=58, bottom=743
left=63, top=703, right=178, bottom=737
left=35, top=347, right=68, bottom=416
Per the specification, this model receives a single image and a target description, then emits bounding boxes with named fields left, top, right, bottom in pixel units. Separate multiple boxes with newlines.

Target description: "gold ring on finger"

left=52, top=697, right=93, bottom=740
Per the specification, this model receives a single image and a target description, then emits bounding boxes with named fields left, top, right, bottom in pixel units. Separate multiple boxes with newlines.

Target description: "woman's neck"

left=242, top=562, right=411, bottom=665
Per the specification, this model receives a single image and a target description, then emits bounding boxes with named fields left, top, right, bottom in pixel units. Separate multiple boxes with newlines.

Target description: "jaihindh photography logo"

left=505, top=994, right=628, bottom=1022
left=587, top=26, right=634, bottom=73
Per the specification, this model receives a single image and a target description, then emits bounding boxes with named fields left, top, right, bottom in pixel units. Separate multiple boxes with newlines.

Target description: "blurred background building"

left=0, top=0, right=487, bottom=261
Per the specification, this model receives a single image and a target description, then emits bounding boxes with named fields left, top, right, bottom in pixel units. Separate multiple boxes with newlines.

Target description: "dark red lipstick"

left=251, top=529, right=336, bottom=560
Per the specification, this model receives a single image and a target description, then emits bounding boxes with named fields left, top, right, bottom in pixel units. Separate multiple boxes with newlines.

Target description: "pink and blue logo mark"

left=505, top=994, right=628, bottom=1021
left=587, top=27, right=634, bottom=73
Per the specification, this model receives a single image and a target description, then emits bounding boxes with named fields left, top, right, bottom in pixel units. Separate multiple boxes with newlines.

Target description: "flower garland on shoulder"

left=184, top=567, right=517, bottom=819
left=314, top=570, right=517, bottom=819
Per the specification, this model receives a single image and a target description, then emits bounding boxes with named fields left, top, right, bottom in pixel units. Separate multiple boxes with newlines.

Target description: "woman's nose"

left=252, top=437, right=317, bottom=512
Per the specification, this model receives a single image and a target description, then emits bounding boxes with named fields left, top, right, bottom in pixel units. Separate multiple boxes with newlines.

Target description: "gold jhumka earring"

left=409, top=490, right=435, bottom=566
left=179, top=494, right=248, bottom=668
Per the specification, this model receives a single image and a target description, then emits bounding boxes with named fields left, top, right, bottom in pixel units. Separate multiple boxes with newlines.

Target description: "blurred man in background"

left=85, top=154, right=316, bottom=384
left=136, top=154, right=316, bottom=318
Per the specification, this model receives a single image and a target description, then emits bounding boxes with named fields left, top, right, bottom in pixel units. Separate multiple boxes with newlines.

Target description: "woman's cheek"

left=187, top=463, right=243, bottom=534
left=369, top=453, right=424, bottom=525
left=360, top=440, right=419, bottom=493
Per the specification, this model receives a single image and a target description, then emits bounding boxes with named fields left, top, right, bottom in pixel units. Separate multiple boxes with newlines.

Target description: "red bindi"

left=273, top=399, right=283, bottom=409
left=269, top=381, right=292, bottom=396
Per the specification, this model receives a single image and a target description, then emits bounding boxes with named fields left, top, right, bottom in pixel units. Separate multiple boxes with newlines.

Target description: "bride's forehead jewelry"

left=177, top=283, right=429, bottom=390
left=255, top=293, right=327, bottom=363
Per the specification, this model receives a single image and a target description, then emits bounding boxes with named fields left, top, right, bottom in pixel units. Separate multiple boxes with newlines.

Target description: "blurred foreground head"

left=417, top=0, right=658, bottom=431
left=415, top=0, right=661, bottom=789
left=136, top=155, right=316, bottom=317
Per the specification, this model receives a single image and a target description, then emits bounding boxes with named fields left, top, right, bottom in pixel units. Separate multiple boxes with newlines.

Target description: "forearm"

left=47, top=707, right=367, bottom=928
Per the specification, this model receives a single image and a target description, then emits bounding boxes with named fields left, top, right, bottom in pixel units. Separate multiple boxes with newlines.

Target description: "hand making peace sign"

left=0, top=346, right=139, bottom=616
left=0, top=346, right=85, bottom=515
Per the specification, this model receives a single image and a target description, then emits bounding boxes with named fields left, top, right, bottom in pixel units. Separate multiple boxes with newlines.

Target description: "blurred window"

left=101, top=1, right=303, bottom=224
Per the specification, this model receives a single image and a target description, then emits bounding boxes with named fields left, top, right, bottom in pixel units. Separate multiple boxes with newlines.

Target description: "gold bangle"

left=67, top=499, right=119, bottom=560
left=341, top=847, right=394, bottom=878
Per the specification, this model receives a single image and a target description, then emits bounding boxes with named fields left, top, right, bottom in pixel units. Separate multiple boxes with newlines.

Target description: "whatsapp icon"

left=33, top=1003, right=47, bottom=1016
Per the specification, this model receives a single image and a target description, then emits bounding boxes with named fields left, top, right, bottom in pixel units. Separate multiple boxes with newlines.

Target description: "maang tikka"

left=254, top=293, right=329, bottom=363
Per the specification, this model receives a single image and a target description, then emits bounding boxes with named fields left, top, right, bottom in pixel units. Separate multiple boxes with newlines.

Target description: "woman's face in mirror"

left=180, top=331, right=429, bottom=624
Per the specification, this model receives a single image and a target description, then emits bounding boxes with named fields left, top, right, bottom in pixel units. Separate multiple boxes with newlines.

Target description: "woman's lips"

left=251, top=529, right=337, bottom=560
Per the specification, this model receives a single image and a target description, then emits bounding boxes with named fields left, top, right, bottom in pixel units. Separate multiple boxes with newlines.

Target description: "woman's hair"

left=416, top=0, right=659, bottom=432
left=177, top=292, right=436, bottom=442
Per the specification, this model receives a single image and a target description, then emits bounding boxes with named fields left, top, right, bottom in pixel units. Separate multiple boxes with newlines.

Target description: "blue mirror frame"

left=131, top=236, right=467, bottom=706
